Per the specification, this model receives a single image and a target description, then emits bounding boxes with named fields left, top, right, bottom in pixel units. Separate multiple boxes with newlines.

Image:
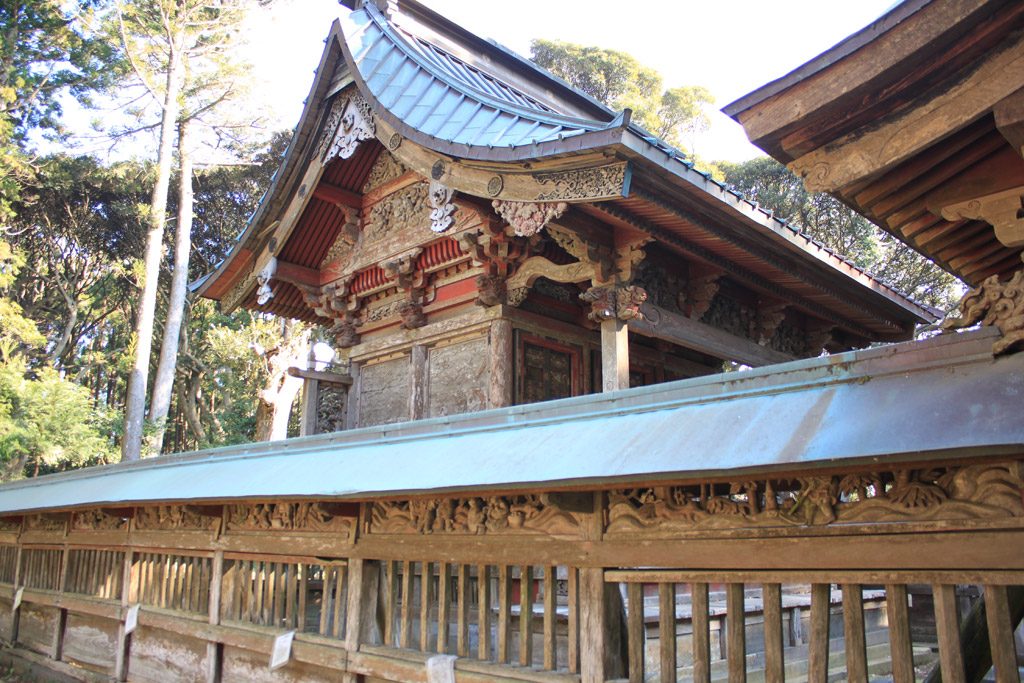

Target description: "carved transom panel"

left=370, top=495, right=582, bottom=538
left=226, top=502, right=354, bottom=540
left=604, top=462, right=1024, bottom=536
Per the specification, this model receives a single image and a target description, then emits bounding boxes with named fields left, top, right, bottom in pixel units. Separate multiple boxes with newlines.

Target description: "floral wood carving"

left=320, top=209, right=362, bottom=268
left=226, top=503, right=354, bottom=538
left=492, top=199, right=567, bottom=237
left=533, top=163, right=628, bottom=202
left=0, top=517, right=20, bottom=532
left=364, top=183, right=429, bottom=243
left=135, top=506, right=214, bottom=531
left=362, top=151, right=407, bottom=193
left=942, top=270, right=1024, bottom=355
left=428, top=181, right=457, bottom=233
left=321, top=95, right=375, bottom=162
left=685, top=271, right=721, bottom=321
left=26, top=514, right=65, bottom=532
left=370, top=495, right=582, bottom=537
left=580, top=284, right=648, bottom=322
left=604, top=462, right=1024, bottom=535
left=72, top=509, right=128, bottom=531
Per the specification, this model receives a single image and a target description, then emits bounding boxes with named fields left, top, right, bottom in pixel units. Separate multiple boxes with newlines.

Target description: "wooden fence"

left=0, top=458, right=1022, bottom=682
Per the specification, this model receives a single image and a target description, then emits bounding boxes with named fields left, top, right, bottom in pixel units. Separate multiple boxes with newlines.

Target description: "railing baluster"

left=984, top=584, right=1021, bottom=683
left=659, top=581, right=676, bottom=683
left=332, top=563, right=345, bottom=638
left=319, top=566, right=333, bottom=636
left=692, top=582, right=711, bottom=683
left=519, top=565, right=532, bottom=667
left=567, top=567, right=579, bottom=674
left=437, top=562, right=451, bottom=653
left=499, top=564, right=513, bottom=664
left=400, top=560, right=412, bottom=648
left=626, top=582, right=644, bottom=683
left=544, top=566, right=557, bottom=671
left=420, top=561, right=433, bottom=652
left=477, top=564, right=491, bottom=661
left=842, top=584, right=867, bottom=683
left=763, top=583, right=783, bottom=683
left=383, top=560, right=397, bottom=646
left=808, top=583, right=831, bottom=683
left=885, top=584, right=914, bottom=683
left=457, top=564, right=469, bottom=657
left=726, top=583, right=746, bottom=683
left=933, top=583, right=966, bottom=683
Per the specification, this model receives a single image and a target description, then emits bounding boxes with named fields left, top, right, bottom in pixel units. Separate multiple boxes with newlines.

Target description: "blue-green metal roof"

left=341, top=5, right=615, bottom=150
left=0, top=329, right=1018, bottom=514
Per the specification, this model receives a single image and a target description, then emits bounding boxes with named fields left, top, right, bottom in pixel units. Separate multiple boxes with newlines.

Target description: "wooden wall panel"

left=62, top=612, right=118, bottom=673
left=127, top=624, right=209, bottom=683
left=428, top=336, right=489, bottom=418
left=18, top=604, right=58, bottom=655
left=221, top=644, right=339, bottom=683
left=359, top=356, right=411, bottom=427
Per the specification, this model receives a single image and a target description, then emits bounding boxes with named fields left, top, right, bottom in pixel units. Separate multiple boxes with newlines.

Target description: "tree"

left=0, top=0, right=118, bottom=220
left=530, top=39, right=713, bottom=149
left=113, top=0, right=272, bottom=460
left=718, top=157, right=961, bottom=310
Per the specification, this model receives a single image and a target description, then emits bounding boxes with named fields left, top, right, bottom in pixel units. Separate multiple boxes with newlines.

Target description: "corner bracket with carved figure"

left=942, top=269, right=1024, bottom=355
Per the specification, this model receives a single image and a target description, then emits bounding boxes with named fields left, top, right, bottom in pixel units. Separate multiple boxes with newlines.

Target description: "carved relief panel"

left=604, top=461, right=1024, bottom=537
left=369, top=494, right=583, bottom=538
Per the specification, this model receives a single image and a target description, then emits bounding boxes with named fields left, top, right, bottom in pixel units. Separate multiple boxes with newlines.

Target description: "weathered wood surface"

left=0, top=457, right=1023, bottom=682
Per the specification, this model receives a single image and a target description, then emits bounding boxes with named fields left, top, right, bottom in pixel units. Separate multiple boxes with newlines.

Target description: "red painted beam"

left=313, top=182, right=362, bottom=209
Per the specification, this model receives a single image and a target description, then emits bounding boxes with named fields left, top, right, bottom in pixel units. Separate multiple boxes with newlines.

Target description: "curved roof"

left=340, top=4, right=627, bottom=158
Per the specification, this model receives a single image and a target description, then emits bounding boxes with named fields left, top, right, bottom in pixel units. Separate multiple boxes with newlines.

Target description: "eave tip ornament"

left=942, top=269, right=1024, bottom=355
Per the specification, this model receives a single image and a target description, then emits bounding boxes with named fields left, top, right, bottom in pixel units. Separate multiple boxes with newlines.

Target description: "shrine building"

left=0, top=1, right=1019, bottom=682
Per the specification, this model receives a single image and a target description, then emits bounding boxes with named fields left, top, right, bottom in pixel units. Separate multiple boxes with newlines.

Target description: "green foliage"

left=530, top=39, right=713, bottom=149
left=0, top=357, right=117, bottom=480
left=718, top=157, right=961, bottom=310
left=0, top=0, right=119, bottom=220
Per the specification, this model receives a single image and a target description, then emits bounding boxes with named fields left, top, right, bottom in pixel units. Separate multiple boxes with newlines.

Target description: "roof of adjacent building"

left=724, top=0, right=1024, bottom=286
left=0, top=328, right=1017, bottom=514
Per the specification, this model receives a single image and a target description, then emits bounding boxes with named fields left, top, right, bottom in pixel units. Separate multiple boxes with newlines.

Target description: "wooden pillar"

left=114, top=550, right=135, bottom=682
left=206, top=550, right=224, bottom=683
left=489, top=319, right=513, bottom=408
left=600, top=318, right=629, bottom=393
left=409, top=345, right=427, bottom=420
left=345, top=362, right=361, bottom=430
left=299, top=377, right=320, bottom=436
left=345, top=558, right=381, bottom=682
left=51, top=546, right=70, bottom=661
left=579, top=567, right=606, bottom=683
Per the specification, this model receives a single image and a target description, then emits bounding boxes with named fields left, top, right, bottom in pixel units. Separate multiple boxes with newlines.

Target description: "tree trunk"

left=148, top=118, right=194, bottom=456
left=120, top=33, right=185, bottom=462
left=254, top=321, right=308, bottom=442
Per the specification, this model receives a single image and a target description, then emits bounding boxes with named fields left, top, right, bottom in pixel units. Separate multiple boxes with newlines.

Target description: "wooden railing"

left=0, top=459, right=1022, bottom=682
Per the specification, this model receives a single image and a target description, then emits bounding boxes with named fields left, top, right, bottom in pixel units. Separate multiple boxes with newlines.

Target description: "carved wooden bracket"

left=547, top=224, right=615, bottom=283
left=754, top=300, right=788, bottom=346
left=492, top=199, right=567, bottom=237
left=381, top=248, right=424, bottom=290
left=331, top=316, right=362, bottom=348
left=505, top=257, right=594, bottom=307
left=428, top=181, right=457, bottom=233
left=685, top=266, right=723, bottom=320
left=804, top=323, right=835, bottom=357
left=941, top=187, right=1024, bottom=248
left=319, top=95, right=375, bottom=163
left=255, top=257, right=277, bottom=306
left=580, top=284, right=648, bottom=322
left=942, top=269, right=1024, bottom=355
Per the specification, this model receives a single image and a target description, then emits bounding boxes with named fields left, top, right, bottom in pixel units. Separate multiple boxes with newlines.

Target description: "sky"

left=240, top=0, right=900, bottom=162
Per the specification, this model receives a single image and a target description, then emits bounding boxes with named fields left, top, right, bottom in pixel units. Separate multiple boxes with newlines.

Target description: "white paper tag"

left=11, top=587, right=23, bottom=611
left=124, top=603, right=140, bottom=635
left=426, top=654, right=457, bottom=683
left=269, top=630, right=295, bottom=670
